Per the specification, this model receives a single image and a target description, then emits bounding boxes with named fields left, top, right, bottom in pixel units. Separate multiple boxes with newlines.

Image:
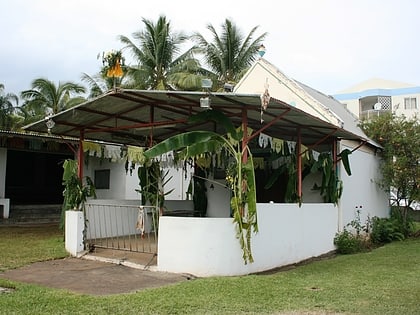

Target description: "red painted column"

left=78, top=130, right=84, bottom=179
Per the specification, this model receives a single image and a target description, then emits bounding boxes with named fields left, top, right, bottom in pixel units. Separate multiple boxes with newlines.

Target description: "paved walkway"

left=0, top=256, right=190, bottom=295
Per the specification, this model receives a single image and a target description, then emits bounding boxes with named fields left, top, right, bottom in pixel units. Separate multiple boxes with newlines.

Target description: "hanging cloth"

left=136, top=206, right=145, bottom=238
left=104, top=144, right=123, bottom=162
left=82, top=141, right=102, bottom=157
left=127, top=146, right=146, bottom=164
left=271, top=138, right=284, bottom=154
left=253, top=157, right=265, bottom=170
left=258, top=133, right=272, bottom=149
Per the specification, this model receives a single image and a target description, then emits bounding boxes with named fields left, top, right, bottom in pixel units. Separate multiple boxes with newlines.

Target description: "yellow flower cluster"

left=102, top=50, right=124, bottom=78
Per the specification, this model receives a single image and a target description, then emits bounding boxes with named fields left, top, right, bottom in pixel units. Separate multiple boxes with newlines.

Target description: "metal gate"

left=85, top=203, right=158, bottom=254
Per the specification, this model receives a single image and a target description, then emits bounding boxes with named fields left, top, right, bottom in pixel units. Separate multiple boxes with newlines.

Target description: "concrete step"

left=1, top=204, right=62, bottom=225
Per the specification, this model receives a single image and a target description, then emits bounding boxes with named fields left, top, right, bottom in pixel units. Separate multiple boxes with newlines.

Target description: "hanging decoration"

left=258, top=133, right=272, bottom=149
left=136, top=206, right=145, bottom=238
left=260, top=78, right=270, bottom=123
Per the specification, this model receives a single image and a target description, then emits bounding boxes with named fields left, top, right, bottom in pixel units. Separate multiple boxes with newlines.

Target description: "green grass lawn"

left=0, top=225, right=419, bottom=315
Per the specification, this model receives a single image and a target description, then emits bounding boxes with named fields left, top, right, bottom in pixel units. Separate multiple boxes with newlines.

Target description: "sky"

left=1, top=0, right=419, bottom=99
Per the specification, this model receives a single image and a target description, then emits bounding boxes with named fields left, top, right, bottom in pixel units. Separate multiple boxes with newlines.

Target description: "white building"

left=24, top=58, right=389, bottom=277
left=333, top=78, right=420, bottom=120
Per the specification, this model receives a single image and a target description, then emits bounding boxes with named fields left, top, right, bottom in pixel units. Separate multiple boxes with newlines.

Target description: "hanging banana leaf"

left=144, top=131, right=225, bottom=159
left=338, top=148, right=352, bottom=176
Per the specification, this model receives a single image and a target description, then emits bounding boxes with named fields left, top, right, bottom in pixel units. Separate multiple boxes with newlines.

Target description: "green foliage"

left=333, top=230, right=365, bottom=254
left=20, top=78, right=86, bottom=124
left=360, top=113, right=420, bottom=216
left=137, top=161, right=173, bottom=231
left=335, top=206, right=414, bottom=254
left=61, top=159, right=96, bottom=237
left=370, top=216, right=405, bottom=244
left=119, top=15, right=204, bottom=91
left=0, top=83, right=19, bottom=130
left=334, top=210, right=370, bottom=254
left=192, top=19, right=267, bottom=88
left=390, top=206, right=416, bottom=238
left=62, top=160, right=96, bottom=211
left=311, top=152, right=346, bottom=204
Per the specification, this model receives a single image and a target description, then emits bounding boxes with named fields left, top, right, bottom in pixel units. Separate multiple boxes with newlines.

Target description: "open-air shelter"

left=23, top=59, right=388, bottom=276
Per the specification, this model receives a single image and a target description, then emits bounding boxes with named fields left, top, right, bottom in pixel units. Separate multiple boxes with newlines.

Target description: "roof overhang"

left=23, top=89, right=368, bottom=151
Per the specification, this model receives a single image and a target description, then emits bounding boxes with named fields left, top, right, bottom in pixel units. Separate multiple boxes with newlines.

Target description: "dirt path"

left=0, top=257, right=189, bottom=295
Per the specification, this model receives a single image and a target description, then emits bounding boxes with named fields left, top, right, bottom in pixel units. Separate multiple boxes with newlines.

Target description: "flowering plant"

left=102, top=50, right=124, bottom=78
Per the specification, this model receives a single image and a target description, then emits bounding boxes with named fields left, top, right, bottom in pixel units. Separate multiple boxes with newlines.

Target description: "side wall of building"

left=339, top=140, right=389, bottom=230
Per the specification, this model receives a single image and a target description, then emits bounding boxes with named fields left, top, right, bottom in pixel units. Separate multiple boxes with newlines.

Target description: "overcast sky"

left=1, top=0, right=419, bottom=99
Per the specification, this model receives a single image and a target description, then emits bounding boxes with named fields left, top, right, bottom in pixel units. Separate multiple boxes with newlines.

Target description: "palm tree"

left=21, top=78, right=86, bottom=124
left=81, top=72, right=116, bottom=99
left=0, top=84, right=19, bottom=130
left=192, top=19, right=267, bottom=89
left=119, top=15, right=205, bottom=90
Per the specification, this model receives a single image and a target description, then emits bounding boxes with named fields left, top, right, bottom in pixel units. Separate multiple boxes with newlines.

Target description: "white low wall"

left=158, top=203, right=337, bottom=277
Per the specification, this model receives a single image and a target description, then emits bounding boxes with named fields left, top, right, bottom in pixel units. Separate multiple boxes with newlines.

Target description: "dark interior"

left=5, top=150, right=73, bottom=204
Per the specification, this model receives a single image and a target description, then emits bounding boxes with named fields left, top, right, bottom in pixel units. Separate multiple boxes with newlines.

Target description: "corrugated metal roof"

left=23, top=89, right=370, bottom=150
left=0, top=129, right=78, bottom=143
left=297, top=82, right=380, bottom=148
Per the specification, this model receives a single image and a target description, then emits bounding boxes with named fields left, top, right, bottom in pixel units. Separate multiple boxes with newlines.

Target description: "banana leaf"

left=338, top=148, right=352, bottom=176
left=144, top=131, right=225, bottom=159
left=188, top=109, right=241, bottom=141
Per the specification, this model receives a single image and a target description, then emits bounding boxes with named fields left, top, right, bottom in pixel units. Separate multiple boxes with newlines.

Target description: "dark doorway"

left=5, top=150, right=73, bottom=204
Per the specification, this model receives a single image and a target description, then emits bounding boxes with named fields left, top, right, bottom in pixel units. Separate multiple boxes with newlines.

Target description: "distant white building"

left=333, top=78, right=420, bottom=120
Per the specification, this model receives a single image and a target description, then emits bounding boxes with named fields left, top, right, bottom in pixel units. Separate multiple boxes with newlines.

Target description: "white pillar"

left=65, top=210, right=85, bottom=256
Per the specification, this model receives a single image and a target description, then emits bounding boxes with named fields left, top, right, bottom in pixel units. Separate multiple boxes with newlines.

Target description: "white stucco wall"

left=339, top=140, right=389, bottom=230
left=84, top=157, right=191, bottom=201
left=84, top=158, right=129, bottom=199
left=157, top=203, right=337, bottom=277
left=391, top=93, right=420, bottom=119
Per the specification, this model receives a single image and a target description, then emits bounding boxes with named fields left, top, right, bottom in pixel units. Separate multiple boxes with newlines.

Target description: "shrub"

left=370, top=216, right=405, bottom=244
left=390, top=206, right=415, bottom=237
left=333, top=230, right=365, bottom=254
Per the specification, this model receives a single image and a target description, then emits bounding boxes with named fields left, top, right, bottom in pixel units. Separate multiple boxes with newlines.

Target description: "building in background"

left=333, top=78, right=420, bottom=120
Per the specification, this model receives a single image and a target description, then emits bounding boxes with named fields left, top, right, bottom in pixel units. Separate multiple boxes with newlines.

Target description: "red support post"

left=297, top=128, right=302, bottom=199
left=78, top=130, right=84, bottom=179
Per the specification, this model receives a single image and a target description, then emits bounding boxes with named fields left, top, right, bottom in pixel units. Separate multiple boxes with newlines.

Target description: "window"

left=94, top=169, right=110, bottom=189
left=404, top=97, right=417, bottom=110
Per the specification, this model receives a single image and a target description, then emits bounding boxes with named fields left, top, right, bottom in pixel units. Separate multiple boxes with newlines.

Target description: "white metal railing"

left=85, top=203, right=158, bottom=254
left=360, top=109, right=390, bottom=120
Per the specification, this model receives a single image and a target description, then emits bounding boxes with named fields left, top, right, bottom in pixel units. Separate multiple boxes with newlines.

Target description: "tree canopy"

left=119, top=15, right=205, bottom=90
left=0, top=84, right=19, bottom=130
left=20, top=78, right=86, bottom=124
left=360, top=113, right=420, bottom=209
left=192, top=19, right=267, bottom=90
